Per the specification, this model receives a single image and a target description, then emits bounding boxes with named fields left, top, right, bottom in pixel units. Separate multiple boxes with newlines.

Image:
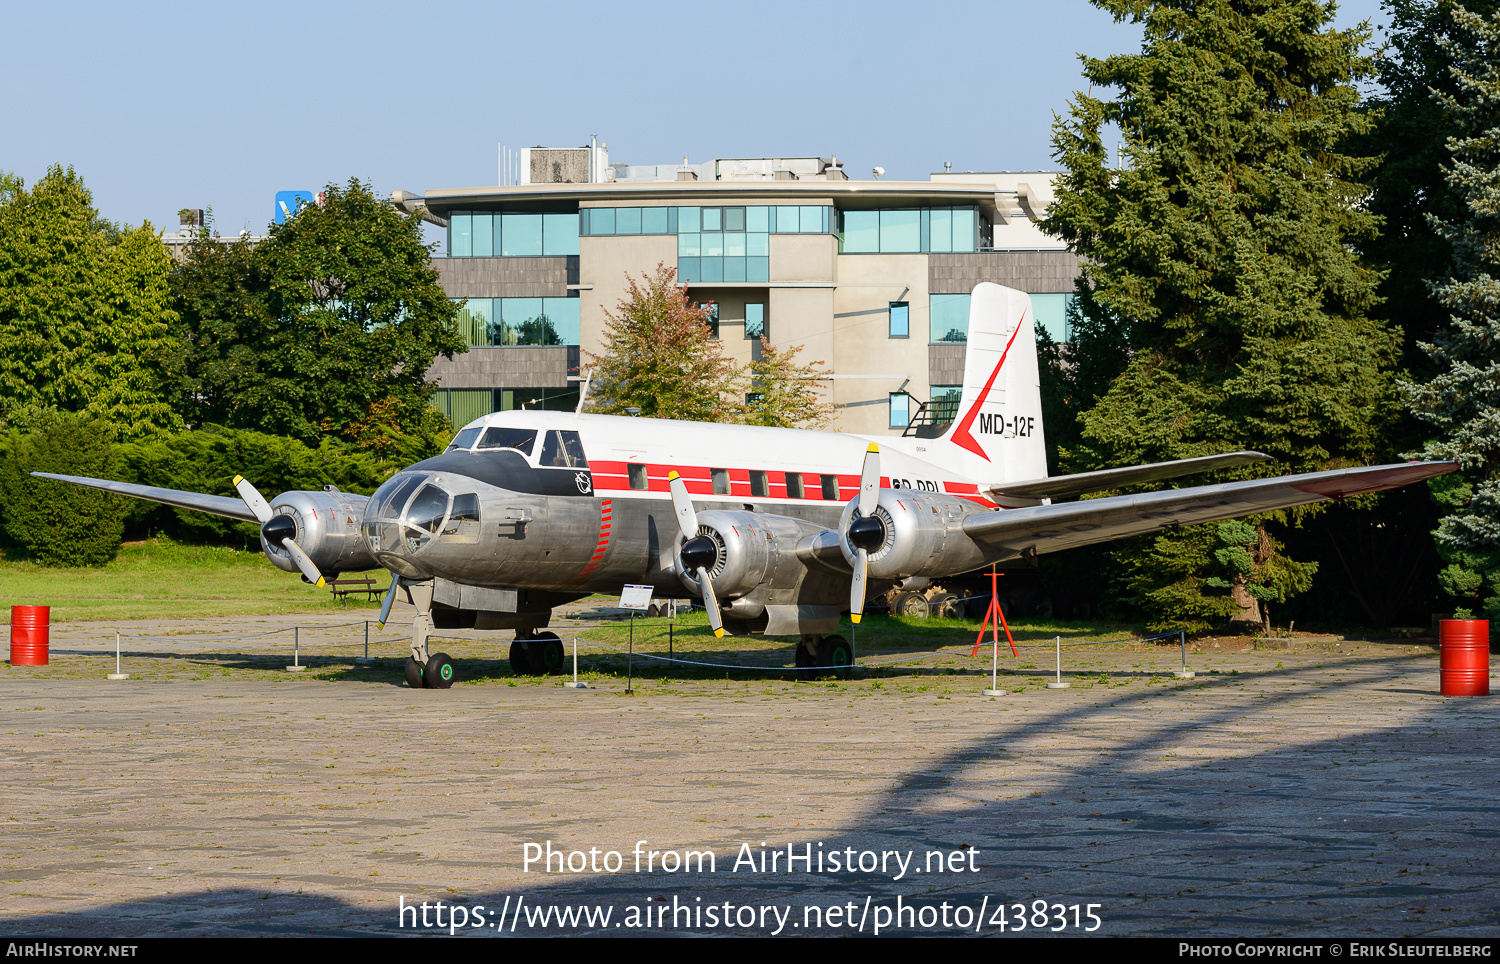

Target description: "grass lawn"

left=0, top=538, right=386, bottom=623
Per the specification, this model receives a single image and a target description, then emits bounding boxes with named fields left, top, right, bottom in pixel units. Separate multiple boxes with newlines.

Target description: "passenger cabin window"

left=820, top=474, right=840, bottom=500
left=441, top=493, right=481, bottom=544
left=628, top=464, right=648, bottom=490
left=711, top=468, right=730, bottom=496
left=476, top=426, right=539, bottom=455
left=784, top=472, right=804, bottom=499
left=539, top=430, right=589, bottom=468
left=749, top=470, right=769, bottom=498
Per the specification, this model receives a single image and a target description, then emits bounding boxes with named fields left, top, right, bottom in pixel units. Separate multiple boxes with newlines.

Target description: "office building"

left=401, top=145, right=1080, bottom=435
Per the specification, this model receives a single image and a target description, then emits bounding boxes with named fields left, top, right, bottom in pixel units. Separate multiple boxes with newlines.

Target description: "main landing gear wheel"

left=929, top=592, right=961, bottom=620
left=816, top=634, right=853, bottom=681
left=509, top=639, right=534, bottom=676
left=404, top=656, right=426, bottom=689
left=423, top=652, right=456, bottom=689
left=894, top=591, right=930, bottom=619
left=529, top=632, right=565, bottom=675
left=795, top=636, right=817, bottom=683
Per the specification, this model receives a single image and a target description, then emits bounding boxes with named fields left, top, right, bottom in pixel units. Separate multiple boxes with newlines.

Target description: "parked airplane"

left=36, top=284, right=1454, bottom=689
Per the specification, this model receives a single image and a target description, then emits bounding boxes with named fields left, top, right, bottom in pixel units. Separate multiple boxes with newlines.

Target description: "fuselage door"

left=538, top=430, right=593, bottom=495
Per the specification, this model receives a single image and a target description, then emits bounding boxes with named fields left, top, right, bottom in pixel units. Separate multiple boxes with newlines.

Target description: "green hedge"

left=0, top=413, right=127, bottom=566
left=114, top=425, right=395, bottom=545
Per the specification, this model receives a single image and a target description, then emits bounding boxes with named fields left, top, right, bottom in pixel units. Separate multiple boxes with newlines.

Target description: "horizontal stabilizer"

left=987, top=451, right=1274, bottom=502
left=30, top=473, right=261, bottom=523
left=965, top=461, right=1457, bottom=557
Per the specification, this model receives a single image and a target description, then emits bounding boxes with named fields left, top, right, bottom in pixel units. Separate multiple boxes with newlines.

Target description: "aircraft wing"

left=963, top=461, right=1456, bottom=557
left=30, top=472, right=260, bottom=524
left=986, top=451, right=1274, bottom=502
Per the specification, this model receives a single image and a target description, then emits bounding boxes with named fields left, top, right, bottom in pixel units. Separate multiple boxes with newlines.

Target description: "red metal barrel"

left=1439, top=619, right=1489, bottom=697
left=9, top=606, right=50, bottom=666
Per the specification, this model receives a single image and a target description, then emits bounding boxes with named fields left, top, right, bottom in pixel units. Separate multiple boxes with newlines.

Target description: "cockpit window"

left=446, top=427, right=482, bottom=452
left=441, top=493, right=481, bottom=544
left=476, top=427, right=539, bottom=455
left=405, top=485, right=451, bottom=535
left=373, top=474, right=424, bottom=519
left=539, top=430, right=589, bottom=468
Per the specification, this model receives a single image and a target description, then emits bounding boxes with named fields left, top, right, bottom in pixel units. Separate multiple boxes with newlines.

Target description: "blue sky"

left=5, top=0, right=1388, bottom=240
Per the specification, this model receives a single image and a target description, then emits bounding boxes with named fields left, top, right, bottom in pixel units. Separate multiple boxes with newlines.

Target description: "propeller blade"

left=376, top=573, right=401, bottom=629
left=281, top=537, right=325, bottom=588
left=858, top=443, right=881, bottom=517
left=697, top=567, right=725, bottom=638
left=850, top=548, right=868, bottom=624
left=233, top=475, right=273, bottom=524
left=667, top=471, right=698, bottom=542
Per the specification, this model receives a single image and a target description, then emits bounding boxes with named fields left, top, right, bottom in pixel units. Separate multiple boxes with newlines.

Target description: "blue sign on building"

left=274, top=191, right=316, bottom=225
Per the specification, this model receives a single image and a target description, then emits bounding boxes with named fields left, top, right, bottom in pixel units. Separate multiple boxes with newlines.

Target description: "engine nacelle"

left=838, top=490, right=990, bottom=579
left=261, top=490, right=376, bottom=576
left=675, top=509, right=825, bottom=602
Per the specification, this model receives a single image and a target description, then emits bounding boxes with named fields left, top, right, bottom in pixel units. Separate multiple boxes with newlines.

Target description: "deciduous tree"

left=171, top=178, right=464, bottom=444
left=583, top=265, right=742, bottom=421
left=0, top=166, right=181, bottom=439
left=741, top=340, right=834, bottom=428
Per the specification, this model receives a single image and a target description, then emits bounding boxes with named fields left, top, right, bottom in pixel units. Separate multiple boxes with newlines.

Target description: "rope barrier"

left=88, top=615, right=1195, bottom=678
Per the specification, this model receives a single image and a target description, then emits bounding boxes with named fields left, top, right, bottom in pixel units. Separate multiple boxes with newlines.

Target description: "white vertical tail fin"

left=930, top=283, right=1047, bottom=485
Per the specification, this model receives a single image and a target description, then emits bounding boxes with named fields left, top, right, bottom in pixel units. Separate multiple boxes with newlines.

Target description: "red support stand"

left=972, top=568, right=1017, bottom=658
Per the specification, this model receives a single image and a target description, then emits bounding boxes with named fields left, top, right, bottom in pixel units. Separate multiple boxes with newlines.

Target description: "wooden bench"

left=328, top=578, right=381, bottom=606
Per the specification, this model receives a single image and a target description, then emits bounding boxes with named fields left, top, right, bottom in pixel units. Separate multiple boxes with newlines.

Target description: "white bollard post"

left=564, top=636, right=588, bottom=688
left=287, top=626, right=307, bottom=672
left=355, top=620, right=375, bottom=668
left=1174, top=629, right=1195, bottom=678
left=982, top=626, right=1006, bottom=697
left=1046, top=635, right=1071, bottom=689
left=107, top=631, right=129, bottom=680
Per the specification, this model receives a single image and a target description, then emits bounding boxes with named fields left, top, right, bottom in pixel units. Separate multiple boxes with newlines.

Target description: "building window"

left=889, top=392, right=912, bottom=429
left=839, top=207, right=978, bottom=254
left=495, top=386, right=581, bottom=412
left=889, top=302, right=909, bottom=338
left=450, top=297, right=582, bottom=346
left=745, top=303, right=766, bottom=339
left=820, top=474, right=840, bottom=501
left=628, top=464, right=648, bottom=490
left=448, top=212, right=579, bottom=257
left=784, top=472, right=804, bottom=499
left=929, top=385, right=962, bottom=424
left=749, top=470, right=769, bottom=498
left=711, top=468, right=730, bottom=496
left=430, top=388, right=498, bottom=428
left=579, top=204, right=832, bottom=284
left=704, top=302, right=719, bottom=339
left=930, top=293, right=971, bottom=344
left=1030, top=292, right=1076, bottom=343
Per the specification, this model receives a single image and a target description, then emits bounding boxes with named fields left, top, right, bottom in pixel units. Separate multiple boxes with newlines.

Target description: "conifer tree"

left=1404, top=5, right=1500, bottom=621
left=1042, top=0, right=1397, bottom=631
